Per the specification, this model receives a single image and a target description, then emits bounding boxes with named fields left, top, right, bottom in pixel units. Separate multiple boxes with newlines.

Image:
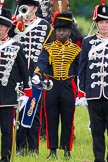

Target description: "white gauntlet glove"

left=75, top=97, right=80, bottom=106
left=17, top=95, right=29, bottom=111
left=75, top=97, right=88, bottom=108
left=32, top=75, right=40, bottom=85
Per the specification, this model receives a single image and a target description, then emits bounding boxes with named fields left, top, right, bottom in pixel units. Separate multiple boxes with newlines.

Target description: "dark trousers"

left=16, top=102, right=41, bottom=152
left=40, top=100, right=46, bottom=138
left=0, top=107, right=14, bottom=162
left=45, top=78, right=76, bottom=151
left=88, top=97, right=108, bottom=162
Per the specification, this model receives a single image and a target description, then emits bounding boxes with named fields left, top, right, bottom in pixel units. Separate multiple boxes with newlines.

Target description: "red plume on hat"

left=101, top=0, right=106, bottom=5
left=51, top=11, right=60, bottom=26
left=93, top=5, right=100, bottom=21
left=0, top=0, right=4, bottom=15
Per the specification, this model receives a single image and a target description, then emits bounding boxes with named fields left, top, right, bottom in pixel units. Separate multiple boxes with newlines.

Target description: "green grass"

left=13, top=107, right=95, bottom=162
left=76, top=16, right=97, bottom=36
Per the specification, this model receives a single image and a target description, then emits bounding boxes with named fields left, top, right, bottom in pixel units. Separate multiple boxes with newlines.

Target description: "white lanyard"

left=0, top=17, right=41, bottom=51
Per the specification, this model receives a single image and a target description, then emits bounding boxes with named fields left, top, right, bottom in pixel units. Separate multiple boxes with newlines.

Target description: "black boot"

left=64, top=150, right=71, bottom=160
left=47, top=149, right=57, bottom=160
left=16, top=148, right=24, bottom=156
left=0, top=159, right=9, bottom=162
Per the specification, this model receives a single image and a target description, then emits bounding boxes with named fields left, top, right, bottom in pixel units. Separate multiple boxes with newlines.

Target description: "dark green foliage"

left=3, top=0, right=17, bottom=15
left=3, top=0, right=104, bottom=18
left=70, top=0, right=103, bottom=18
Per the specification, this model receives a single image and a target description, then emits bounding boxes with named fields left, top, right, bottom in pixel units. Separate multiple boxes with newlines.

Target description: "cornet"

left=18, top=5, right=29, bottom=18
left=16, top=5, right=30, bottom=32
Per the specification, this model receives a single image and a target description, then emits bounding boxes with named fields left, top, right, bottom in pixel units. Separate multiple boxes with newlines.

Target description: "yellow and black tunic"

left=34, top=40, right=80, bottom=81
left=34, top=40, right=80, bottom=151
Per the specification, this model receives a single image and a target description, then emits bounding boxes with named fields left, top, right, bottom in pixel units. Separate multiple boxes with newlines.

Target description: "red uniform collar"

left=1, top=34, right=9, bottom=41
left=25, top=16, right=36, bottom=23
left=55, top=40, right=71, bottom=46
left=96, top=32, right=108, bottom=38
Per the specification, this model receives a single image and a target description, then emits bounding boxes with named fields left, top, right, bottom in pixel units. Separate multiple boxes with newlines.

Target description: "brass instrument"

left=18, top=5, right=29, bottom=19
left=16, top=5, right=29, bottom=32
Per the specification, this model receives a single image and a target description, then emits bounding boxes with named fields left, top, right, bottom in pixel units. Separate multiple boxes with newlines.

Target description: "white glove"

left=75, top=97, right=88, bottom=108
left=75, top=97, right=80, bottom=106
left=17, top=95, right=29, bottom=111
left=32, top=75, right=40, bottom=85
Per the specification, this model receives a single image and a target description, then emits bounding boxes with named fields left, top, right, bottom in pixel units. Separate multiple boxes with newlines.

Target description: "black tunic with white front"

left=13, top=17, right=53, bottom=76
left=0, top=40, right=31, bottom=107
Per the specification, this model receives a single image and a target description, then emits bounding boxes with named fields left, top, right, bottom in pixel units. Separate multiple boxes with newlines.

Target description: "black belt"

left=48, top=75, right=75, bottom=80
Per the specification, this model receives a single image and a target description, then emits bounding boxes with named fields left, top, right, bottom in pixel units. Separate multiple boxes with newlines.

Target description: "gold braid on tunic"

left=44, top=40, right=81, bottom=80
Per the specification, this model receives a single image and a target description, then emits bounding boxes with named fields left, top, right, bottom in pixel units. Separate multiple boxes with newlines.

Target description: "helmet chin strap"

left=96, top=24, right=108, bottom=36
left=98, top=29, right=108, bottom=34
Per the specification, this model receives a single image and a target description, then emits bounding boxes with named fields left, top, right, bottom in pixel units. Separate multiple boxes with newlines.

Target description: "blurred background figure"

left=36, top=0, right=52, bottom=23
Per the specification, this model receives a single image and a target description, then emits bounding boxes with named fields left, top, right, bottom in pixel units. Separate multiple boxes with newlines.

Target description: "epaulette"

left=69, top=42, right=81, bottom=51
left=84, top=34, right=95, bottom=40
left=43, top=42, right=56, bottom=52
left=73, top=43, right=79, bottom=47
left=43, top=42, right=52, bottom=49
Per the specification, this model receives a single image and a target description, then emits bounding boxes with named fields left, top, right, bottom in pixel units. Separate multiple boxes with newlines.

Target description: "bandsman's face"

left=0, top=24, right=8, bottom=35
left=56, top=28, right=71, bottom=43
left=0, top=24, right=9, bottom=40
left=26, top=5, right=38, bottom=17
left=97, top=20, right=108, bottom=34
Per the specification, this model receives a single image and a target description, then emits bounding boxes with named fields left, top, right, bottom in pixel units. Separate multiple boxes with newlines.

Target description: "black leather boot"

left=64, top=150, right=71, bottom=160
left=47, top=149, right=57, bottom=160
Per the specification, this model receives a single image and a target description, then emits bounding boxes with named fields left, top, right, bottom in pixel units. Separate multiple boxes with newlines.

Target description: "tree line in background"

left=3, top=0, right=102, bottom=18
left=70, top=0, right=100, bottom=18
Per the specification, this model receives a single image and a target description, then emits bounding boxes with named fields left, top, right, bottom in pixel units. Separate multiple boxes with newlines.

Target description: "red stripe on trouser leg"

left=10, top=108, right=16, bottom=160
left=69, top=78, right=77, bottom=150
left=69, top=109, right=75, bottom=150
left=43, top=89, right=50, bottom=149
left=37, top=101, right=43, bottom=151
left=12, top=108, right=16, bottom=145
left=39, top=99, right=43, bottom=137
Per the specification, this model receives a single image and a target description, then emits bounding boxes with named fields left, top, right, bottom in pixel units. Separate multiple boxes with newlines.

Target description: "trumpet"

left=16, top=5, right=29, bottom=32
left=18, top=5, right=29, bottom=18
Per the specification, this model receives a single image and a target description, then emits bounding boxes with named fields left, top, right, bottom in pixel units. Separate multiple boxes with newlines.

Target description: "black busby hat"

left=18, top=0, right=40, bottom=7
left=93, top=1, right=108, bottom=22
left=53, top=11, right=73, bottom=29
left=0, top=8, right=12, bottom=27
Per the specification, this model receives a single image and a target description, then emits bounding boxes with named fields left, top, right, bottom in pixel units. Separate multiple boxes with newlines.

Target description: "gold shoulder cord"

left=44, top=43, right=53, bottom=65
left=42, top=26, right=54, bottom=48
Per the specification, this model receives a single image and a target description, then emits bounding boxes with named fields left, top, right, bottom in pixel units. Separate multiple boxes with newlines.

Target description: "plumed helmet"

left=18, top=0, right=40, bottom=7
left=0, top=8, right=12, bottom=27
left=93, top=0, right=108, bottom=22
left=53, top=11, right=73, bottom=29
